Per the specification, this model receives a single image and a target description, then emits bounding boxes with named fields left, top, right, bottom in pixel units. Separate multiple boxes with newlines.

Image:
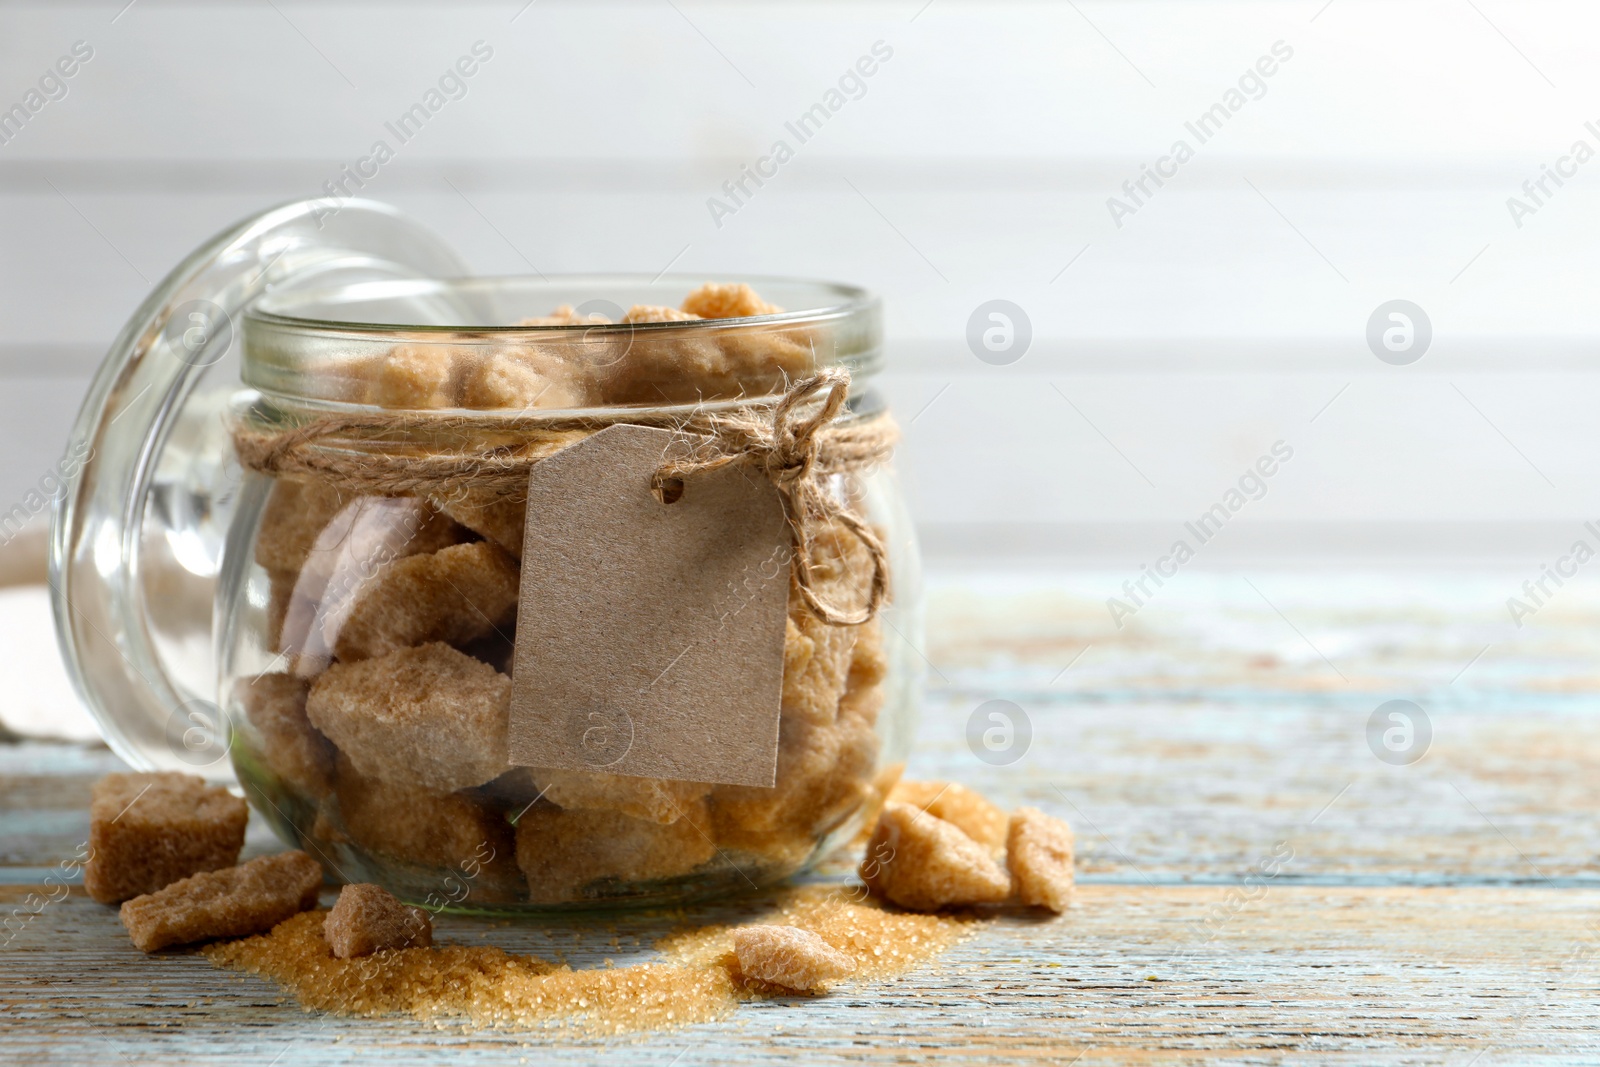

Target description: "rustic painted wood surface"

left=4, top=570, right=1600, bottom=1064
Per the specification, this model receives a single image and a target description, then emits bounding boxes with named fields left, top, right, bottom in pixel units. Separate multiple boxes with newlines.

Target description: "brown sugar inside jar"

left=218, top=274, right=920, bottom=911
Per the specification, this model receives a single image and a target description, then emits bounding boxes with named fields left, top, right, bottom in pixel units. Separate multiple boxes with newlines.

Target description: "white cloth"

left=0, top=585, right=101, bottom=741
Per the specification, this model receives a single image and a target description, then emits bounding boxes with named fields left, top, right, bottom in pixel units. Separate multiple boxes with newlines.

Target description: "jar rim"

left=241, top=273, right=883, bottom=409
left=246, top=273, right=877, bottom=339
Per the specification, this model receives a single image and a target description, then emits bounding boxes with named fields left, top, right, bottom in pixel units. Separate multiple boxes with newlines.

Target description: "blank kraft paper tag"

left=508, top=424, right=790, bottom=787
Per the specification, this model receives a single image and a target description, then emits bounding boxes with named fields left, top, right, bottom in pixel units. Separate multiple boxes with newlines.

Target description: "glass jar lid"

left=51, top=199, right=468, bottom=778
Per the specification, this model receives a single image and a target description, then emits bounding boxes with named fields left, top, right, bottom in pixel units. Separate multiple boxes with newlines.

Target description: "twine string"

left=231, top=368, right=896, bottom=624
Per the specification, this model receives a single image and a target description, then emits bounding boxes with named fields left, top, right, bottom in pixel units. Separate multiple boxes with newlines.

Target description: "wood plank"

left=3, top=884, right=1597, bottom=1064
left=8, top=687, right=1598, bottom=887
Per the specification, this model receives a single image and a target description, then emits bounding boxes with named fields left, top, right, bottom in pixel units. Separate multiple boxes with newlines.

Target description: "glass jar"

left=52, top=200, right=921, bottom=911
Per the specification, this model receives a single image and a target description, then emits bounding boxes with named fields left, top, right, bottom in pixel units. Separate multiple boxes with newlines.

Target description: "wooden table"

left=4, top=569, right=1599, bottom=1064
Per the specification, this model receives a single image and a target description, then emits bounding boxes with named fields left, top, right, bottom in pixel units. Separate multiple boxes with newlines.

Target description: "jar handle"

left=50, top=199, right=466, bottom=778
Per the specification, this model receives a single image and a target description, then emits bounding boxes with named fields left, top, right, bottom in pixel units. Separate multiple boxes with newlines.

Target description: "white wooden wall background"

left=4, top=0, right=1600, bottom=568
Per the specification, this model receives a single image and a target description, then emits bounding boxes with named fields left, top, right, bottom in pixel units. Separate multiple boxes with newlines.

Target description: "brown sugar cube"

left=596, top=285, right=814, bottom=404
left=680, top=282, right=781, bottom=320
left=888, top=781, right=1008, bottom=855
left=433, top=490, right=528, bottom=560
left=1006, top=807, right=1075, bottom=913
left=603, top=329, right=807, bottom=405
left=715, top=329, right=816, bottom=394
left=732, top=924, right=855, bottom=992
left=712, top=691, right=880, bottom=870
left=459, top=347, right=590, bottom=410
left=859, top=803, right=1010, bottom=912
left=720, top=664, right=882, bottom=837
left=682, top=283, right=815, bottom=396
left=514, top=802, right=716, bottom=904
left=306, top=642, right=511, bottom=792
left=365, top=344, right=459, bottom=408
left=516, top=304, right=610, bottom=326
left=253, top=477, right=349, bottom=573
left=84, top=772, right=249, bottom=905
left=623, top=304, right=702, bottom=324
left=782, top=612, right=857, bottom=728
left=808, top=520, right=876, bottom=611
left=331, top=541, right=520, bottom=662
left=119, top=850, right=323, bottom=952
left=235, top=672, right=334, bottom=799
left=598, top=308, right=727, bottom=406
left=264, top=568, right=300, bottom=652
left=323, top=883, right=432, bottom=958
left=847, top=760, right=906, bottom=850
left=847, top=617, right=888, bottom=690
left=278, top=496, right=469, bottom=663
left=328, top=756, right=523, bottom=903
left=536, top=769, right=713, bottom=825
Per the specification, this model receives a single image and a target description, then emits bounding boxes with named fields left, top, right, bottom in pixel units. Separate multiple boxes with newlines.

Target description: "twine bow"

left=654, top=369, right=891, bottom=625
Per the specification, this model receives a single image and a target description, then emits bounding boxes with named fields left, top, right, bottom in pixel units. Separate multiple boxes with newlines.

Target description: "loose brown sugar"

left=657, top=885, right=980, bottom=983
left=203, top=885, right=978, bottom=1033
left=205, top=910, right=738, bottom=1035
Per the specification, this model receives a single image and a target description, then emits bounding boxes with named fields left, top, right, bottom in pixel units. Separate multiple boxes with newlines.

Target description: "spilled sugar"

left=203, top=886, right=981, bottom=1034
left=659, top=886, right=980, bottom=983
left=204, top=911, right=736, bottom=1034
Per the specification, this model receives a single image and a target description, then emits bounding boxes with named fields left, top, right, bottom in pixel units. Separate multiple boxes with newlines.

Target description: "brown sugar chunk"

left=807, top=520, right=877, bottom=618
left=516, top=304, right=610, bottom=327
left=681, top=282, right=781, bottom=320
left=365, top=344, right=458, bottom=408
left=622, top=304, right=702, bottom=324
left=433, top=490, right=528, bottom=560
left=680, top=284, right=815, bottom=395
left=276, top=496, right=469, bottom=662
left=459, top=347, right=590, bottom=410
left=888, top=781, right=1008, bottom=855
left=265, top=568, right=299, bottom=652
left=306, top=643, right=511, bottom=792
left=84, top=773, right=249, bottom=905
left=1006, top=807, right=1075, bottom=913
left=514, top=802, right=716, bottom=904
left=328, top=755, right=517, bottom=886
left=859, top=803, right=1010, bottom=911
left=782, top=612, right=857, bottom=728
left=536, top=769, right=712, bottom=825
left=235, top=672, right=334, bottom=799
left=601, top=317, right=813, bottom=404
left=716, top=328, right=816, bottom=389
left=253, top=477, right=349, bottom=573
left=847, top=617, right=888, bottom=690
left=323, top=883, right=432, bottom=958
left=331, top=541, right=519, bottom=663
left=712, top=688, right=880, bottom=869
left=599, top=308, right=726, bottom=406
left=732, top=924, right=855, bottom=992
left=119, top=851, right=323, bottom=952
